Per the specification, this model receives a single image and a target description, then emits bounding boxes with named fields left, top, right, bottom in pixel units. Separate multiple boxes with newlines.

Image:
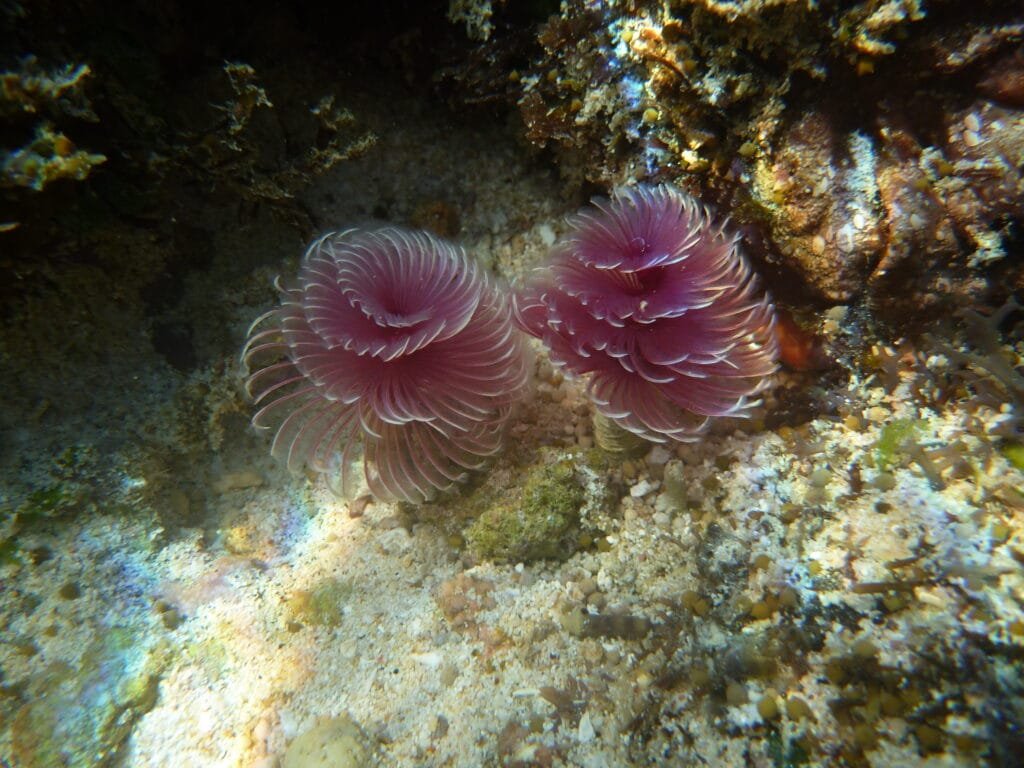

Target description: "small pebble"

left=577, top=711, right=595, bottom=742
left=646, top=446, right=672, bottom=468
left=809, top=468, right=831, bottom=487
left=844, top=414, right=865, bottom=431
left=725, top=681, right=747, bottom=705
left=852, top=638, right=877, bottom=658
left=58, top=582, right=81, bottom=600
left=757, top=692, right=780, bottom=720
left=872, top=472, right=896, bottom=491
left=778, top=587, right=799, bottom=609
left=865, top=406, right=889, bottom=422
left=804, top=486, right=827, bottom=505
left=786, top=695, right=812, bottom=720
left=440, top=664, right=459, bottom=687
left=537, top=223, right=556, bottom=247
left=630, top=479, right=657, bottom=498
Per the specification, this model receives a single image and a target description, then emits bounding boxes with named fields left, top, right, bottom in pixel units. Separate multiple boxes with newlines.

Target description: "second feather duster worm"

left=243, top=227, right=529, bottom=503
left=514, top=184, right=778, bottom=444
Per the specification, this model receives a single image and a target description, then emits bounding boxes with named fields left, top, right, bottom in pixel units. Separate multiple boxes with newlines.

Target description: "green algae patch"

left=288, top=577, right=355, bottom=628
left=873, top=418, right=926, bottom=470
left=1000, top=442, right=1024, bottom=472
left=466, top=456, right=586, bottom=563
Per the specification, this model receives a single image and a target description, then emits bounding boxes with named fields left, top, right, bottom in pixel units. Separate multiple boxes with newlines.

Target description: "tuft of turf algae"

left=873, top=418, right=926, bottom=470
left=466, top=456, right=586, bottom=563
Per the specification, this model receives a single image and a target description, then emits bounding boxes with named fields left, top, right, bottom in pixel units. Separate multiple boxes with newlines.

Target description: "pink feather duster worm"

left=243, top=227, right=529, bottom=503
left=514, top=184, right=778, bottom=443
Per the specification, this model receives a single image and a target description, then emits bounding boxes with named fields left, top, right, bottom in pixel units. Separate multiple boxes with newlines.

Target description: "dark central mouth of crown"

left=615, top=265, right=663, bottom=295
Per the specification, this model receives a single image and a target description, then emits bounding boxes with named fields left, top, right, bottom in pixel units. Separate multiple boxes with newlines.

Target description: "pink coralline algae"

left=243, top=228, right=529, bottom=503
left=515, top=184, right=778, bottom=443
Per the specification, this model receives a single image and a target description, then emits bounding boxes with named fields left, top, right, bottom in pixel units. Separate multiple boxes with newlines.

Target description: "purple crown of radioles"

left=514, top=184, right=778, bottom=443
left=244, top=227, right=529, bottom=503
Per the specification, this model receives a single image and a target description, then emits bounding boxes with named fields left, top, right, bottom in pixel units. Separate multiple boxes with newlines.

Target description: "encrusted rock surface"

left=445, top=0, right=1024, bottom=310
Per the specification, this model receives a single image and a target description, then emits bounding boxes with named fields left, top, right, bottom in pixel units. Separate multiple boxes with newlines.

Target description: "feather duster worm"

left=243, top=228, right=529, bottom=503
left=514, top=184, right=778, bottom=443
